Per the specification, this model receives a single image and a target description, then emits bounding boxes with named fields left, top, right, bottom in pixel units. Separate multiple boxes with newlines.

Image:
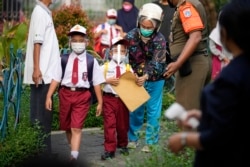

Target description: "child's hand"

left=106, top=76, right=120, bottom=86
left=95, top=103, right=102, bottom=117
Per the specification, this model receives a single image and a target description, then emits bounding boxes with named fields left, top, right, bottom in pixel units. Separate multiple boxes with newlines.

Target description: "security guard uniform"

left=169, top=0, right=212, bottom=110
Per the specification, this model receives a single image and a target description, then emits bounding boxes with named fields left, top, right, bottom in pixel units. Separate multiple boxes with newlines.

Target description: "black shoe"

left=120, top=147, right=129, bottom=156
left=68, top=156, right=79, bottom=167
left=101, top=151, right=115, bottom=160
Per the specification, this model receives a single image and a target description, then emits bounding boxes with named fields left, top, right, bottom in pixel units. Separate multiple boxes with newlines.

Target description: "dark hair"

left=219, top=0, right=250, bottom=53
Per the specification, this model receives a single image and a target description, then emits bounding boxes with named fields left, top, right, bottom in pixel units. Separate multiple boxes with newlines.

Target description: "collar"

left=177, top=0, right=186, bottom=8
left=36, top=0, right=51, bottom=16
left=71, top=51, right=87, bottom=61
left=110, top=60, right=125, bottom=65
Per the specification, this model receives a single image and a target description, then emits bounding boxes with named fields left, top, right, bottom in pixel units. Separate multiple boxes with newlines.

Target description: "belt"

left=61, top=86, right=89, bottom=92
left=193, top=50, right=208, bottom=56
left=103, top=92, right=119, bottom=98
left=101, top=43, right=110, bottom=47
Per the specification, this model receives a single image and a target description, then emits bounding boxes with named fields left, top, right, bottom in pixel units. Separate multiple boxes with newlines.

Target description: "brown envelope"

left=111, top=71, right=150, bottom=112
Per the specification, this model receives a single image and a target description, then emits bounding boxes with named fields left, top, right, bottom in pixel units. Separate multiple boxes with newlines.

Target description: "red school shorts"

left=58, top=87, right=91, bottom=130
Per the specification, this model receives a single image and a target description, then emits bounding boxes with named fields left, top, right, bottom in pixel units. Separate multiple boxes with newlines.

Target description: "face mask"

left=108, top=19, right=116, bottom=25
left=140, top=28, right=154, bottom=37
left=123, top=4, right=133, bottom=12
left=167, top=0, right=176, bottom=8
left=71, top=42, right=86, bottom=54
left=112, top=54, right=126, bottom=64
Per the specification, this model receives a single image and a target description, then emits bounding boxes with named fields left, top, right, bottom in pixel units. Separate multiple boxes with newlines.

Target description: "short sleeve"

left=179, top=2, right=204, bottom=33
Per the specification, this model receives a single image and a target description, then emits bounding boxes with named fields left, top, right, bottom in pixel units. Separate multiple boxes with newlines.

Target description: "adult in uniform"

left=163, top=0, right=211, bottom=110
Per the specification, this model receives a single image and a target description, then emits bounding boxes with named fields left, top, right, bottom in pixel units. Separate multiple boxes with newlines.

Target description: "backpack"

left=61, top=52, right=97, bottom=105
left=94, top=24, right=105, bottom=54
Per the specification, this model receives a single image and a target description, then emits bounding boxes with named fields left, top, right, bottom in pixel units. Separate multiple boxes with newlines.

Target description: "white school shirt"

left=94, top=22, right=121, bottom=46
left=52, top=51, right=105, bottom=88
left=101, top=60, right=133, bottom=94
left=23, top=1, right=60, bottom=84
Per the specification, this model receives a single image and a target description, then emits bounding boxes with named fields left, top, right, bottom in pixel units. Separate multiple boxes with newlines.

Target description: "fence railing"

left=0, top=0, right=153, bottom=25
left=0, top=45, right=23, bottom=140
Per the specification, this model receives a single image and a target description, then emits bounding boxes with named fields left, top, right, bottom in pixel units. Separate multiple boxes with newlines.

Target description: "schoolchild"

left=100, top=37, right=133, bottom=160
left=45, top=24, right=105, bottom=163
left=94, top=8, right=124, bottom=59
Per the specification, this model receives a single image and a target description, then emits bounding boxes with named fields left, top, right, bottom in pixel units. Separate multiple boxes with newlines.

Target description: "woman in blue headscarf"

left=117, top=0, right=139, bottom=35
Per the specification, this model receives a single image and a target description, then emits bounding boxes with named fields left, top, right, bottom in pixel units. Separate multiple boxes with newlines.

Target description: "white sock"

left=71, top=151, right=79, bottom=159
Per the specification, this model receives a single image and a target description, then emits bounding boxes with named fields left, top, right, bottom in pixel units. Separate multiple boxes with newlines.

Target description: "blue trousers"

left=128, top=79, right=165, bottom=145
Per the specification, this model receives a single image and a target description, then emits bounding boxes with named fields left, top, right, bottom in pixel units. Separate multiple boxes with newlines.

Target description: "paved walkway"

left=51, top=125, right=168, bottom=167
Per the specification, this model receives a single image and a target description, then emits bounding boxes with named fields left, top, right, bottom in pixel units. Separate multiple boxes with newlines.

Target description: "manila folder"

left=111, top=71, right=150, bottom=112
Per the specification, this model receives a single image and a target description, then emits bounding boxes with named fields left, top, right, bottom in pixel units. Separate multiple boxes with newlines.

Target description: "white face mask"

left=112, top=54, right=126, bottom=64
left=71, top=42, right=86, bottom=54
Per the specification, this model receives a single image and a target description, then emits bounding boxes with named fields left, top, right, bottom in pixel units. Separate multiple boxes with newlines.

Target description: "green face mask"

left=108, top=19, right=116, bottom=25
left=140, top=28, right=154, bottom=37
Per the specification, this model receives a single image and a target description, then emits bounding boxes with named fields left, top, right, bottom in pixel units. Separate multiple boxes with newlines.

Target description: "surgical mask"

left=71, top=42, right=86, bottom=54
left=123, top=4, right=133, bottom=12
left=108, top=19, right=116, bottom=25
left=140, top=28, right=154, bottom=37
left=112, top=54, right=126, bottom=64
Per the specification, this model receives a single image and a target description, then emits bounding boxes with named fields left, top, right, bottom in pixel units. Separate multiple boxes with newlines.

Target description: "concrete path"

left=51, top=125, right=168, bottom=167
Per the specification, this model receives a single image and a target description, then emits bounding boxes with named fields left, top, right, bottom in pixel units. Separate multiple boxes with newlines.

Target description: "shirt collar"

left=72, top=51, right=86, bottom=61
left=36, top=0, right=52, bottom=16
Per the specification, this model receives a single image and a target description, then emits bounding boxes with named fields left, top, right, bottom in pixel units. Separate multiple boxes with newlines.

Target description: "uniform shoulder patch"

left=183, top=8, right=192, bottom=18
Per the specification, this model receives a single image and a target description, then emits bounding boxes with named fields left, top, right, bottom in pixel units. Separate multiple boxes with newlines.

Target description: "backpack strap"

left=61, top=53, right=70, bottom=79
left=86, top=53, right=95, bottom=86
left=101, top=23, right=105, bottom=30
left=103, top=62, right=131, bottom=78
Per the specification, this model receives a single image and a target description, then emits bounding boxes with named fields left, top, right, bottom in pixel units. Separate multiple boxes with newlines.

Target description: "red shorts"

left=58, top=87, right=91, bottom=130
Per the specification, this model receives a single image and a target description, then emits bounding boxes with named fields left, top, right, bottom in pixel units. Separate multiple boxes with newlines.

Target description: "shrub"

left=52, top=5, right=95, bottom=49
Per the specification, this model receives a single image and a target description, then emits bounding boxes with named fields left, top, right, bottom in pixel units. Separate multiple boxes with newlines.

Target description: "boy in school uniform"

left=94, top=8, right=125, bottom=59
left=45, top=24, right=105, bottom=163
left=100, top=37, right=134, bottom=160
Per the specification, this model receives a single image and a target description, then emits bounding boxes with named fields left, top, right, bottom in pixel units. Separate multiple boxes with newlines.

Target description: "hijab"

left=117, top=0, right=139, bottom=33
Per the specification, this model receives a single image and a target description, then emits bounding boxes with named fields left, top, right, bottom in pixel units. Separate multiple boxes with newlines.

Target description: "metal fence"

left=0, top=0, right=153, bottom=25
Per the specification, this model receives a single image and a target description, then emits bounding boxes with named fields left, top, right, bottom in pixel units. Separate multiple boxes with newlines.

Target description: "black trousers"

left=30, top=83, right=52, bottom=153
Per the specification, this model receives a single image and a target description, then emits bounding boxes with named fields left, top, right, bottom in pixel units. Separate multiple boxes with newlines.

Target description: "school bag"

left=61, top=51, right=97, bottom=105
left=94, top=24, right=105, bottom=54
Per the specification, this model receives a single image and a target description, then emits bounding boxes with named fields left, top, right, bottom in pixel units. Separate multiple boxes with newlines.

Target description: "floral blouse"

left=125, top=28, right=167, bottom=81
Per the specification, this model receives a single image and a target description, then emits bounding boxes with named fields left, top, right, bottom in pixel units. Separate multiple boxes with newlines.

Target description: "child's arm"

left=45, top=80, right=59, bottom=111
left=94, top=84, right=103, bottom=116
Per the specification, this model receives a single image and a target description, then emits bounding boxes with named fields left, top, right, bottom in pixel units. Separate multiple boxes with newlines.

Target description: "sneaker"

left=101, top=151, right=115, bottom=160
left=127, top=141, right=139, bottom=149
left=119, top=147, right=129, bottom=156
left=141, top=145, right=152, bottom=153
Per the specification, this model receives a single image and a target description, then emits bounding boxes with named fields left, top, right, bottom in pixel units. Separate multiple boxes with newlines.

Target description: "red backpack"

left=94, top=24, right=105, bottom=54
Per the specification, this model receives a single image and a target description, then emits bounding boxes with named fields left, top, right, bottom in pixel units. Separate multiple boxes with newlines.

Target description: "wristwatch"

left=181, top=132, right=187, bottom=146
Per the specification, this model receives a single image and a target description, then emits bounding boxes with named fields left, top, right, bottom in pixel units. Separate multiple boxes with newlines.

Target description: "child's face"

left=110, top=44, right=127, bottom=63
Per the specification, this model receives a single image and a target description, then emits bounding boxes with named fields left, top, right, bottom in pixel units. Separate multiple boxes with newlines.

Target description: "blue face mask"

left=140, top=28, right=154, bottom=37
left=108, top=19, right=116, bottom=25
